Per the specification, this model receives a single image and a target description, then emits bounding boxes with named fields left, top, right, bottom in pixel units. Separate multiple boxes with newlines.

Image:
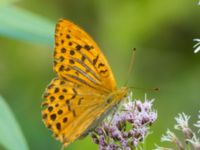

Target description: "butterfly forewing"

left=53, top=19, right=116, bottom=92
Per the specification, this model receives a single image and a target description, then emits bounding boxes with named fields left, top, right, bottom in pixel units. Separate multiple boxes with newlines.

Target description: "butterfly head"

left=117, top=86, right=129, bottom=100
left=106, top=87, right=129, bottom=105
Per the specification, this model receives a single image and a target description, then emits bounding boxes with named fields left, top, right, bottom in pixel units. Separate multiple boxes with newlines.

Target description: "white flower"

left=161, top=129, right=184, bottom=149
left=187, top=134, right=200, bottom=150
left=174, top=113, right=190, bottom=130
left=174, top=113, right=193, bottom=139
left=161, top=129, right=177, bottom=142
left=193, top=39, right=200, bottom=53
left=194, top=111, right=200, bottom=131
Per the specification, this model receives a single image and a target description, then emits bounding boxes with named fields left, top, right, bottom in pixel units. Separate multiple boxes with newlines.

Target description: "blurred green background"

left=0, top=0, right=200, bottom=149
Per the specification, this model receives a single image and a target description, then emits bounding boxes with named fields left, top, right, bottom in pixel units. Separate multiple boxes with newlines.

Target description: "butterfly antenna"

left=129, top=86, right=160, bottom=92
left=124, top=48, right=160, bottom=92
left=124, top=48, right=136, bottom=86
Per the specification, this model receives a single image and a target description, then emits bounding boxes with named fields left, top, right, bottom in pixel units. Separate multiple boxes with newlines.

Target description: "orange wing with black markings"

left=41, top=19, right=128, bottom=148
left=42, top=78, right=108, bottom=147
left=53, top=19, right=117, bottom=93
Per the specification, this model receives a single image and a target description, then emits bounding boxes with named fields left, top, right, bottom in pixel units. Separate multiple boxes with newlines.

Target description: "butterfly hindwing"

left=42, top=78, right=108, bottom=147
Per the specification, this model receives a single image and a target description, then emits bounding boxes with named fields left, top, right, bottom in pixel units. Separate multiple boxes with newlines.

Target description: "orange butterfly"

left=41, top=19, right=128, bottom=147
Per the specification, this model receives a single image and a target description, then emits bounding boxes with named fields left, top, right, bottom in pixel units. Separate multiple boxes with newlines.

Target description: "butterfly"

left=41, top=19, right=128, bottom=148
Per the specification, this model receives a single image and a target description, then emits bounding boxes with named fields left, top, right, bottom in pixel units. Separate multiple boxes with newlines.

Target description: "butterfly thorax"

left=106, top=87, right=129, bottom=105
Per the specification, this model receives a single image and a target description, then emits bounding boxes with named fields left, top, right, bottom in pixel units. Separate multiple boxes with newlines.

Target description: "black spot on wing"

left=56, top=122, right=61, bottom=130
left=63, top=117, right=68, bottom=123
left=93, top=55, right=99, bottom=66
left=99, top=69, right=108, bottom=74
left=98, top=63, right=105, bottom=68
left=66, top=100, right=71, bottom=111
left=72, top=110, right=77, bottom=117
left=50, top=114, right=57, bottom=121
left=78, top=97, right=84, bottom=105
left=76, top=45, right=82, bottom=50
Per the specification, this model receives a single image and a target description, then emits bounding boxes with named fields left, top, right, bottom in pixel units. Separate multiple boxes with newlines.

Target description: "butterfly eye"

left=124, top=93, right=128, bottom=98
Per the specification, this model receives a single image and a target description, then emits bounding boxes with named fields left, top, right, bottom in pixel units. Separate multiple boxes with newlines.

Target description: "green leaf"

left=0, top=96, right=29, bottom=150
left=0, top=5, right=54, bottom=45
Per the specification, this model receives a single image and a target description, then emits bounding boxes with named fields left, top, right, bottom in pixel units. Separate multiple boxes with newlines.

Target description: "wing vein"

left=67, top=65, right=102, bottom=86
left=69, top=56, right=101, bottom=82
